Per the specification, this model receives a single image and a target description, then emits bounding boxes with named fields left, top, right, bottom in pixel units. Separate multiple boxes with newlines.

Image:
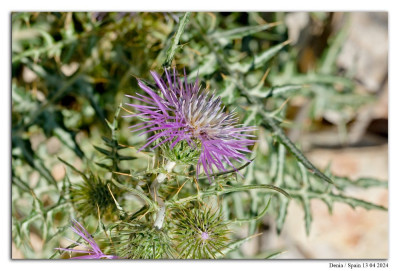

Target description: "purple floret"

left=56, top=219, right=118, bottom=259
left=124, top=69, right=256, bottom=180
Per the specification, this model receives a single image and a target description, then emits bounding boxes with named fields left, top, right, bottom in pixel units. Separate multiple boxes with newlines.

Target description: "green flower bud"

left=69, top=173, right=117, bottom=218
left=172, top=205, right=230, bottom=259
left=114, top=221, right=176, bottom=259
left=161, top=140, right=201, bottom=165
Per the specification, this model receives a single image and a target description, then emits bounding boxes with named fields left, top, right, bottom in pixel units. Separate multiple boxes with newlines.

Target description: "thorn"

left=174, top=180, right=188, bottom=199
left=268, top=21, right=283, bottom=27
left=120, top=106, right=135, bottom=115
left=282, top=39, right=292, bottom=46
left=112, top=171, right=131, bottom=177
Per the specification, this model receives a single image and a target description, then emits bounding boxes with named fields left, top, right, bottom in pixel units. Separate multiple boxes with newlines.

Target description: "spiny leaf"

left=53, top=127, right=84, bottom=158
left=230, top=40, right=290, bottom=73
left=217, top=76, right=238, bottom=104
left=232, top=197, right=272, bottom=225
left=299, top=195, right=312, bottom=236
left=262, top=112, right=333, bottom=185
left=287, top=189, right=387, bottom=212
left=326, top=193, right=387, bottom=211
left=283, top=73, right=354, bottom=89
left=188, top=54, right=218, bottom=80
left=93, top=145, right=112, bottom=156
left=118, top=155, right=136, bottom=161
left=101, top=136, right=125, bottom=150
left=211, top=22, right=280, bottom=46
left=208, top=184, right=290, bottom=198
left=95, top=162, right=112, bottom=171
left=319, top=17, right=349, bottom=74
left=334, top=176, right=388, bottom=190
left=13, top=136, right=58, bottom=189
left=198, top=159, right=255, bottom=180
left=242, top=106, right=259, bottom=126
left=275, top=195, right=289, bottom=235
left=264, top=250, right=286, bottom=259
left=171, top=184, right=290, bottom=206
left=219, top=233, right=261, bottom=258
left=163, top=12, right=191, bottom=68
left=248, top=84, right=303, bottom=98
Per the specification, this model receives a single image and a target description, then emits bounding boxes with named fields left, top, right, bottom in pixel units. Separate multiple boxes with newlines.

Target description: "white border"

left=2, top=1, right=399, bottom=271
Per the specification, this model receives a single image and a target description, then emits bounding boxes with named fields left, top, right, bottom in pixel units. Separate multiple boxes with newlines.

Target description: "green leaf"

left=95, top=162, right=112, bottom=171
left=218, top=76, right=238, bottom=104
left=264, top=250, right=286, bottom=259
left=188, top=54, right=218, bottom=80
left=12, top=136, right=58, bottom=189
left=171, top=184, right=290, bottom=206
left=198, top=159, right=255, bottom=180
left=299, top=195, right=312, bottom=235
left=275, top=195, right=289, bottom=234
left=319, top=17, right=349, bottom=74
left=208, top=184, right=290, bottom=198
left=219, top=234, right=261, bottom=258
left=326, top=193, right=387, bottom=211
left=287, top=189, right=387, bottom=212
left=242, top=106, right=259, bottom=126
left=93, top=145, right=112, bottom=156
left=230, top=40, right=290, bottom=73
left=163, top=12, right=191, bottom=68
left=334, top=176, right=388, bottom=190
left=232, top=197, right=271, bottom=225
left=282, top=73, right=354, bottom=89
left=211, top=22, right=280, bottom=46
left=248, top=84, right=303, bottom=98
left=53, top=127, right=84, bottom=158
left=262, top=112, right=334, bottom=185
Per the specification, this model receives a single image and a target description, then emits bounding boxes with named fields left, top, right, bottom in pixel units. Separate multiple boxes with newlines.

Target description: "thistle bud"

left=113, top=221, right=176, bottom=259
left=172, top=205, right=230, bottom=259
left=69, top=173, right=117, bottom=218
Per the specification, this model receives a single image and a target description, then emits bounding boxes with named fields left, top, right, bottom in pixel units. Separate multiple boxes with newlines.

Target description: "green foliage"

left=163, top=12, right=191, bottom=68
left=11, top=12, right=387, bottom=259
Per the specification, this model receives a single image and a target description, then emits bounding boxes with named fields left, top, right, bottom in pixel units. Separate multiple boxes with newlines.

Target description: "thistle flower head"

left=69, top=172, right=117, bottom=218
left=56, top=219, right=118, bottom=259
left=124, top=69, right=256, bottom=179
left=114, top=221, right=176, bottom=259
left=172, top=206, right=230, bottom=259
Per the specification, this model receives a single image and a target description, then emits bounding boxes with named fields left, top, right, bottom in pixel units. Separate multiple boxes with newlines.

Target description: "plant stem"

left=151, top=161, right=176, bottom=229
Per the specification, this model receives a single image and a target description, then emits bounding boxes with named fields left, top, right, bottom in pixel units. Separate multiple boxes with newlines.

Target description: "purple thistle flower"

left=56, top=219, right=118, bottom=259
left=124, top=69, right=256, bottom=180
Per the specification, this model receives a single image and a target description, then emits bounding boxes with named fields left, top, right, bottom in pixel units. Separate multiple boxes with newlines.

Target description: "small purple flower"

left=56, top=219, right=118, bottom=259
left=124, top=69, right=256, bottom=180
left=201, top=231, right=210, bottom=241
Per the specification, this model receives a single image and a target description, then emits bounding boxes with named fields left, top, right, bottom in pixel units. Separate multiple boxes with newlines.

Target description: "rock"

left=337, top=13, right=388, bottom=93
left=51, top=163, right=66, bottom=181
left=22, top=66, right=37, bottom=83
left=46, top=136, right=61, bottom=155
